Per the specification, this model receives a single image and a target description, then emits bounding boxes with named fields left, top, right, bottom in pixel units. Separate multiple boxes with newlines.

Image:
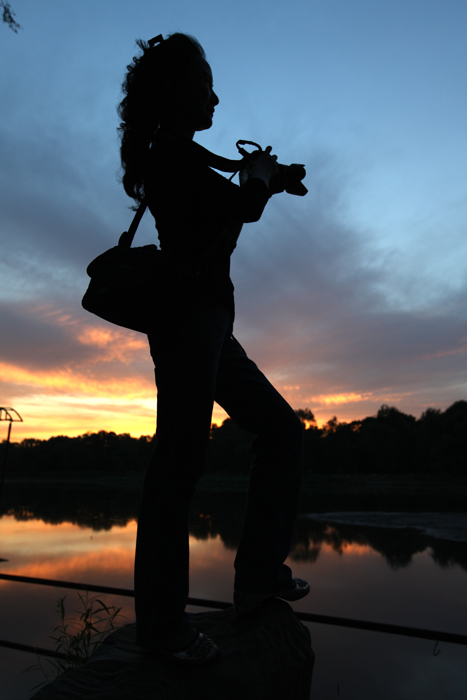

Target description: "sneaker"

left=163, top=632, right=220, bottom=665
left=234, top=577, right=310, bottom=614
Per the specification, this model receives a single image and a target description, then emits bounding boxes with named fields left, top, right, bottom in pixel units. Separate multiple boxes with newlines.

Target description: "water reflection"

left=1, top=492, right=467, bottom=700
left=292, top=517, right=467, bottom=572
left=2, top=482, right=466, bottom=572
left=2, top=482, right=140, bottom=531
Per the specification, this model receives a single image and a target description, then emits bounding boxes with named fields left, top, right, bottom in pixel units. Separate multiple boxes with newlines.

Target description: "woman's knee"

left=275, top=404, right=304, bottom=442
left=252, top=407, right=304, bottom=460
left=281, top=411, right=304, bottom=454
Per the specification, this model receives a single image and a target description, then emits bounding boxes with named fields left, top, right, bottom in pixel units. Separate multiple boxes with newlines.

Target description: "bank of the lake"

left=3, top=473, right=467, bottom=513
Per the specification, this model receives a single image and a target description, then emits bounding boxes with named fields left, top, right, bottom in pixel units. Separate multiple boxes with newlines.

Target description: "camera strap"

left=188, top=139, right=262, bottom=178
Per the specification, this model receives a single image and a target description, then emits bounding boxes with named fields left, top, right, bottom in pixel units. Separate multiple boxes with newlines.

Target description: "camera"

left=236, top=140, right=307, bottom=196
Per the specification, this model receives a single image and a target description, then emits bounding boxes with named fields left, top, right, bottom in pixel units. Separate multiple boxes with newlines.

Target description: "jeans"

left=134, top=295, right=304, bottom=649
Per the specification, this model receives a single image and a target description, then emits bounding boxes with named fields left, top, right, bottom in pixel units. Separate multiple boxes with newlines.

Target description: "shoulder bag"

left=81, top=201, right=164, bottom=334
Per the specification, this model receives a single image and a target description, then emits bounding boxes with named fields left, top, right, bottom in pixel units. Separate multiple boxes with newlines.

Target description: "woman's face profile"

left=170, top=57, right=219, bottom=137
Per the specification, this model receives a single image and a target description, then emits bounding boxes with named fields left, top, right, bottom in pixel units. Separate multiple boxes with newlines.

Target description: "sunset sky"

left=1, top=0, right=466, bottom=441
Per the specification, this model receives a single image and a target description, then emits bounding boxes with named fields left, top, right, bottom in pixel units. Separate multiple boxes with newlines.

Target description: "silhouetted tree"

left=1, top=1, right=21, bottom=32
left=295, top=408, right=316, bottom=426
left=206, top=418, right=253, bottom=475
left=323, top=416, right=339, bottom=434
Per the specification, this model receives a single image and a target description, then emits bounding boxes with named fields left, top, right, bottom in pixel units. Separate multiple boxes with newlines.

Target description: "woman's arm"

left=145, top=137, right=273, bottom=254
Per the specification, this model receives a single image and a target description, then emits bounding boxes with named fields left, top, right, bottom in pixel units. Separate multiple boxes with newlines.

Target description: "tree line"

left=1, top=401, right=466, bottom=477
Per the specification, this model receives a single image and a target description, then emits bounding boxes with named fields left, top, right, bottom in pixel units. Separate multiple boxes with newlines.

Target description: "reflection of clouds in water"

left=189, top=534, right=236, bottom=603
left=3, top=483, right=142, bottom=532
left=189, top=533, right=233, bottom=567
left=0, top=516, right=137, bottom=554
left=291, top=516, right=467, bottom=572
left=0, top=515, right=137, bottom=588
left=4, top=487, right=467, bottom=573
left=304, top=513, right=467, bottom=543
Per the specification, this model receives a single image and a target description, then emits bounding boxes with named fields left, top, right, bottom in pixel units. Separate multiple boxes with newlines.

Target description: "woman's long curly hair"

left=118, top=33, right=205, bottom=205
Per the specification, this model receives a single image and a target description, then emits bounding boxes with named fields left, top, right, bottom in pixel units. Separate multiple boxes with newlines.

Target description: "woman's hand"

left=240, top=146, right=279, bottom=189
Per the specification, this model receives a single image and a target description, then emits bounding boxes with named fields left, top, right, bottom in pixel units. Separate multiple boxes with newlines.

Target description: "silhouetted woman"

left=118, top=33, right=309, bottom=664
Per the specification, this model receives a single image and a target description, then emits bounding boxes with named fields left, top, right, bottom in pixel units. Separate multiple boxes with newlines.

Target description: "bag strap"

left=118, top=200, right=147, bottom=248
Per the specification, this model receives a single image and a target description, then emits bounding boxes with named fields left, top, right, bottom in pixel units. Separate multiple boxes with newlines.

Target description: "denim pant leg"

left=134, top=298, right=232, bottom=649
left=214, top=336, right=304, bottom=592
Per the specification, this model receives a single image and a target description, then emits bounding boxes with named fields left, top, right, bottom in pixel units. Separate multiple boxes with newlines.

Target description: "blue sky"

left=1, top=0, right=466, bottom=438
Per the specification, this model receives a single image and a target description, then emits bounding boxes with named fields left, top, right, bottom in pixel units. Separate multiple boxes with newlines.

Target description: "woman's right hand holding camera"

left=240, top=146, right=279, bottom=190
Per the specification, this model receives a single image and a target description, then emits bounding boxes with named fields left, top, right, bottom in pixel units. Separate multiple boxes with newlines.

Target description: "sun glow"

left=0, top=312, right=424, bottom=440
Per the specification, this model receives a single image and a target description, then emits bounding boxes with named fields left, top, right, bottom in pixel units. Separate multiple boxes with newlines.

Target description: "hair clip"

left=148, top=35, right=164, bottom=48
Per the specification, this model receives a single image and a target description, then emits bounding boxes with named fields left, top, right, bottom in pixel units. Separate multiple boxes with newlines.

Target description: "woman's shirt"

left=144, top=129, right=269, bottom=319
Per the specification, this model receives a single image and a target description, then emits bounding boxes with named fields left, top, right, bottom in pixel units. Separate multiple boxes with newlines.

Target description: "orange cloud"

left=310, top=392, right=373, bottom=406
left=76, top=326, right=148, bottom=365
left=0, top=360, right=154, bottom=398
left=421, top=336, right=467, bottom=361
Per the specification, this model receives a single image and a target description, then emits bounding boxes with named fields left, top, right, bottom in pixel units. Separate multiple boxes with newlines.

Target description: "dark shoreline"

left=2, top=474, right=467, bottom=567
left=3, top=473, right=467, bottom=513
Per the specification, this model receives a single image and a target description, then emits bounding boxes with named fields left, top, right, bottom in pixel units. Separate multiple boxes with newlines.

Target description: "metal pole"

left=0, top=407, right=23, bottom=509
left=0, top=421, right=12, bottom=506
left=1, top=573, right=466, bottom=647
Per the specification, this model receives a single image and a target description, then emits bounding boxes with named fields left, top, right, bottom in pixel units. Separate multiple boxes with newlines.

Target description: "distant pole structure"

left=0, top=407, right=23, bottom=507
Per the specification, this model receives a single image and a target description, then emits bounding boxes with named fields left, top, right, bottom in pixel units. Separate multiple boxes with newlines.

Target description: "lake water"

left=1, top=486, right=466, bottom=700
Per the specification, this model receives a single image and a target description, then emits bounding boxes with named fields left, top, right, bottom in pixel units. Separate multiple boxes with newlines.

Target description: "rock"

left=31, top=599, right=314, bottom=700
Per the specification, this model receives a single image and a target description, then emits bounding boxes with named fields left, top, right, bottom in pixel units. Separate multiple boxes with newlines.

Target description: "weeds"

left=23, top=591, right=125, bottom=689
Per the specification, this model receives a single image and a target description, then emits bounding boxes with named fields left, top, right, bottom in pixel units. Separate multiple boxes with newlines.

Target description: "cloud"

left=0, top=300, right=153, bottom=399
left=1, top=81, right=466, bottom=436
left=227, top=151, right=467, bottom=421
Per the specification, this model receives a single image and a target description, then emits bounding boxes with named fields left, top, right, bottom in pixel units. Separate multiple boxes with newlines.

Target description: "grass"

left=23, top=591, right=125, bottom=690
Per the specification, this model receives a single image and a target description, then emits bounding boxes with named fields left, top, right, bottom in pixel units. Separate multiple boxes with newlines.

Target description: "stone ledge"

left=32, top=599, right=314, bottom=700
